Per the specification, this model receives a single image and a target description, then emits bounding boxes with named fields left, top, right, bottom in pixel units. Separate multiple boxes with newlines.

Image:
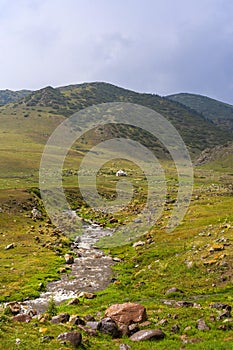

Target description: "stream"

left=21, top=223, right=114, bottom=314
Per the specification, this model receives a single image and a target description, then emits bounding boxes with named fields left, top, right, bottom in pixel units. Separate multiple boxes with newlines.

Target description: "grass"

left=0, top=162, right=233, bottom=349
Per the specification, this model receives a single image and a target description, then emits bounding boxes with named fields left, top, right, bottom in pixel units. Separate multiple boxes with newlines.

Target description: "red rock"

left=105, top=302, right=147, bottom=325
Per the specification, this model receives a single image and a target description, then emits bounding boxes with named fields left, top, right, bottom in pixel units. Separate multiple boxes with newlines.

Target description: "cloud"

left=0, top=0, right=232, bottom=104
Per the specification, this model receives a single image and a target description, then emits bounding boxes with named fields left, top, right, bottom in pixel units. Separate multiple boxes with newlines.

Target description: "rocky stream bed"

left=21, top=223, right=114, bottom=314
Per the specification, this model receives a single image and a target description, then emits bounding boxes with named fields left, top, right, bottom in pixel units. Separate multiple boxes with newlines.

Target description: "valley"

left=0, top=83, right=233, bottom=349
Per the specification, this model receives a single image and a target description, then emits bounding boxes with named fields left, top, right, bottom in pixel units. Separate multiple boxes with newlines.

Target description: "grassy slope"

left=0, top=168, right=233, bottom=349
left=166, top=92, right=233, bottom=132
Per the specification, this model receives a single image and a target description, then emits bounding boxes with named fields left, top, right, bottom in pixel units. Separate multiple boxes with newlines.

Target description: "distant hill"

left=10, top=82, right=233, bottom=156
left=166, top=93, right=233, bottom=132
left=0, top=89, right=31, bottom=105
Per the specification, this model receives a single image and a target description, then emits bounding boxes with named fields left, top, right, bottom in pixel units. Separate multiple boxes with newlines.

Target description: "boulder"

left=69, top=315, right=85, bottom=325
left=12, top=314, right=32, bottom=323
left=64, top=254, right=74, bottom=264
left=130, top=329, right=165, bottom=341
left=77, top=291, right=96, bottom=299
left=57, top=331, right=82, bottom=347
left=6, top=302, right=21, bottom=315
left=105, top=302, right=147, bottom=325
left=51, top=313, right=70, bottom=324
left=97, top=317, right=119, bottom=338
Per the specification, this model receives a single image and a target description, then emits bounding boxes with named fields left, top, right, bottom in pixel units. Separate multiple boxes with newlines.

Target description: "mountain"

left=0, top=89, right=31, bottom=105
left=166, top=92, right=233, bottom=132
left=10, top=82, right=233, bottom=156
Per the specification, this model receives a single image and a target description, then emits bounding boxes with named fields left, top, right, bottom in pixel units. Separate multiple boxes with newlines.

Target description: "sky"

left=0, top=0, right=233, bottom=104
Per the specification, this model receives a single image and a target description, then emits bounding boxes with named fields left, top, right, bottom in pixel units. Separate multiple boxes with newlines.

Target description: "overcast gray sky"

left=0, top=0, right=233, bottom=104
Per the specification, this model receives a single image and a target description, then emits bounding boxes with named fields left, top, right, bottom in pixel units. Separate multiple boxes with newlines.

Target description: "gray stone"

left=41, top=336, right=54, bottom=343
left=51, top=313, right=70, bottom=324
left=97, top=317, right=119, bottom=338
left=175, top=301, right=194, bottom=308
left=210, top=303, right=231, bottom=311
left=166, top=287, right=183, bottom=294
left=197, top=318, right=210, bottom=331
left=5, top=243, right=15, bottom=250
left=120, top=344, right=131, bottom=350
left=86, top=321, right=100, bottom=330
left=130, top=329, right=165, bottom=341
left=57, top=331, right=82, bottom=347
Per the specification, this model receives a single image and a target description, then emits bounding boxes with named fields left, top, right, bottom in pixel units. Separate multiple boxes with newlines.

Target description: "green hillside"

left=0, top=89, right=31, bottom=105
left=166, top=92, right=233, bottom=132
left=11, top=82, right=233, bottom=153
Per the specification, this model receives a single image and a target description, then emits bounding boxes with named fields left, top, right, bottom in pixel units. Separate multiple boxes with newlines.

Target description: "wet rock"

left=64, top=254, right=74, bottom=264
left=97, top=317, right=119, bottom=338
left=51, top=313, right=70, bottom=324
left=130, top=329, right=165, bottom=341
left=6, top=302, right=21, bottom=315
left=77, top=291, right=96, bottom=299
left=57, top=331, right=82, bottom=347
left=105, top=302, right=147, bottom=325
left=12, top=314, right=32, bottom=323
left=5, top=243, right=15, bottom=250
left=197, top=318, right=210, bottom=331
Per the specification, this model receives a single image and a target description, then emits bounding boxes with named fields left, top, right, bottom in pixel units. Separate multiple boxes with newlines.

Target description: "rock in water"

left=64, top=253, right=74, bottom=264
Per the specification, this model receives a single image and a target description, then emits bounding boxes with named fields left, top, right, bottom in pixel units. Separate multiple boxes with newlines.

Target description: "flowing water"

left=21, top=223, right=114, bottom=314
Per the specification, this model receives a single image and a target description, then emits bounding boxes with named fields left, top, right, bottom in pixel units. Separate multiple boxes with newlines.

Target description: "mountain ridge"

left=166, top=92, right=233, bottom=132
left=0, top=82, right=232, bottom=158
